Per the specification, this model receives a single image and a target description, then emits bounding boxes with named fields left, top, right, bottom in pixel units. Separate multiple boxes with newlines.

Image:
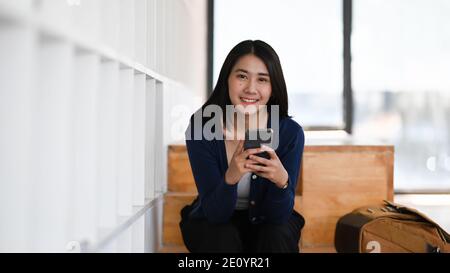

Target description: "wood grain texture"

left=163, top=192, right=196, bottom=245
left=297, top=146, right=394, bottom=247
left=168, top=145, right=197, bottom=193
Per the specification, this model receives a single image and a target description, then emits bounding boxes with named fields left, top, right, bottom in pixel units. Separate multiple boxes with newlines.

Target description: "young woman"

left=180, top=40, right=305, bottom=253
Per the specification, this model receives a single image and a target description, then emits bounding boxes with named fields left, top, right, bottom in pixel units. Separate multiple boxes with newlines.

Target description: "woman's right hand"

left=224, top=140, right=265, bottom=185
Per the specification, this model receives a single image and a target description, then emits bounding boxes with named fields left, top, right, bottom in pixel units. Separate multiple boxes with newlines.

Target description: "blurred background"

left=214, top=0, right=450, bottom=192
left=0, top=0, right=449, bottom=252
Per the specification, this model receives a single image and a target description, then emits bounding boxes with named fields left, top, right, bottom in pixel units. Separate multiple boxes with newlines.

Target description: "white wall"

left=0, top=0, right=206, bottom=252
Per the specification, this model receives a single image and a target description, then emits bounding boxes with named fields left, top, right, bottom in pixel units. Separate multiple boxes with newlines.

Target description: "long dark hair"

left=203, top=40, right=290, bottom=123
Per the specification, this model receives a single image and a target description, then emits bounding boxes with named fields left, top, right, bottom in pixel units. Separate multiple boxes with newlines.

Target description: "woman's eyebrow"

left=234, top=68, right=269, bottom=77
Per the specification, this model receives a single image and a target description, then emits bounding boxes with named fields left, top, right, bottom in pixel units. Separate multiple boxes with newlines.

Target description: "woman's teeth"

left=241, top=98, right=258, bottom=103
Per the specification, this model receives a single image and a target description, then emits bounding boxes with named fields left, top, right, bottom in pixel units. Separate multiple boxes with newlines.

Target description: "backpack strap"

left=384, top=200, right=450, bottom=243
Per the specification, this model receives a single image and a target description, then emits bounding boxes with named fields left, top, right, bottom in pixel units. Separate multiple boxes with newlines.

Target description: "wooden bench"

left=162, top=143, right=394, bottom=252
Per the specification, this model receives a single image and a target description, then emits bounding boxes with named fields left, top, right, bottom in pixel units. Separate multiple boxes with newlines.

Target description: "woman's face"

left=228, top=54, right=272, bottom=111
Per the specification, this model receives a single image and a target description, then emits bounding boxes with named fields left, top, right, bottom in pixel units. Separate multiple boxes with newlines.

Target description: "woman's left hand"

left=245, top=145, right=289, bottom=189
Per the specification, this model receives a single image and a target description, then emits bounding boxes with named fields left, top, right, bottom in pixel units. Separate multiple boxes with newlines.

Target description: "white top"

left=222, top=108, right=268, bottom=211
left=235, top=172, right=252, bottom=210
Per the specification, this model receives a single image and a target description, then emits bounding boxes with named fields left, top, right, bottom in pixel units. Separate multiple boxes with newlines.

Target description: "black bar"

left=0, top=253, right=442, bottom=271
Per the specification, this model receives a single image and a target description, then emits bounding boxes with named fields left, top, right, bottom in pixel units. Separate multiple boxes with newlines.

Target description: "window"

left=212, top=0, right=344, bottom=129
left=352, top=0, right=450, bottom=191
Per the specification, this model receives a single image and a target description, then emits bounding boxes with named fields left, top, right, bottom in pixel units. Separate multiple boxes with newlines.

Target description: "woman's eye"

left=237, top=74, right=247, bottom=79
left=259, top=78, right=269, bottom=83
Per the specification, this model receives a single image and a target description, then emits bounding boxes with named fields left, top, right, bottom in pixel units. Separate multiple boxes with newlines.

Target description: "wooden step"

left=301, top=246, right=336, bottom=253
left=157, top=244, right=335, bottom=253
left=168, top=145, right=197, bottom=193
left=163, top=192, right=197, bottom=245
left=158, top=244, right=189, bottom=253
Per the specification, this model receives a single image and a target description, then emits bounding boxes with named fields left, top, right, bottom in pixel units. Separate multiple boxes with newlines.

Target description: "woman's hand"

left=224, top=140, right=266, bottom=185
left=245, top=145, right=289, bottom=189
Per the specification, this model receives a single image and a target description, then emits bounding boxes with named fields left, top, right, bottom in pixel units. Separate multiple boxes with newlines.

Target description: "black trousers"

left=179, top=207, right=305, bottom=253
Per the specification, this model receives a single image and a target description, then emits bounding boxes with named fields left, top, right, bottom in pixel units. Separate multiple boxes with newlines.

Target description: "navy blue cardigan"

left=184, top=112, right=304, bottom=225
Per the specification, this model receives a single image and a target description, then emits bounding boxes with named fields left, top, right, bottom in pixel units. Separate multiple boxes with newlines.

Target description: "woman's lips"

left=240, top=97, right=259, bottom=105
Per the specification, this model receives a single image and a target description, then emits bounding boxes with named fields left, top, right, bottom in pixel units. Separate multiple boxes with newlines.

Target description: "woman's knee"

left=181, top=220, right=243, bottom=252
left=202, top=224, right=243, bottom=252
left=255, top=223, right=300, bottom=253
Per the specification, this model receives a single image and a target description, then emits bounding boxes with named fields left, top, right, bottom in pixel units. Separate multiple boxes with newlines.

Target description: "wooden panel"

left=158, top=244, right=189, bottom=253
left=168, top=145, right=197, bottom=193
left=301, top=216, right=339, bottom=248
left=297, top=146, right=394, bottom=247
left=298, top=146, right=394, bottom=198
left=168, top=144, right=393, bottom=197
left=163, top=193, right=196, bottom=245
left=300, top=192, right=390, bottom=213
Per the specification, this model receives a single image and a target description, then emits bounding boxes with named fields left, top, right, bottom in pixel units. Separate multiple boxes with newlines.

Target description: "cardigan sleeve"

left=185, top=119, right=238, bottom=223
left=261, top=122, right=305, bottom=224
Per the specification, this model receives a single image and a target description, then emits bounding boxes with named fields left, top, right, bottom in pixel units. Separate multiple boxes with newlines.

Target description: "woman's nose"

left=244, top=79, right=258, bottom=94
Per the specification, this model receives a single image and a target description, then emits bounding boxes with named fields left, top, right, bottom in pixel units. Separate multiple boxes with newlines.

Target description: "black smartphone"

left=244, top=128, right=273, bottom=161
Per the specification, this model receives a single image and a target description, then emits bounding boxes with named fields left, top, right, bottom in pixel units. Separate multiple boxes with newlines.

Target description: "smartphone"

left=244, top=128, right=273, bottom=161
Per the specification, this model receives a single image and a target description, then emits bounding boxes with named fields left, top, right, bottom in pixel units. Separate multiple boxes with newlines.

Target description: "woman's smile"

left=240, top=97, right=260, bottom=105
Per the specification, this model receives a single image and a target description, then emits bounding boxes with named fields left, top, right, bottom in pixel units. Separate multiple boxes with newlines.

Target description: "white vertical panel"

left=100, top=0, right=120, bottom=51
left=0, top=0, right=189, bottom=253
left=144, top=203, right=160, bottom=253
left=30, top=37, right=73, bottom=252
left=97, top=60, right=119, bottom=237
left=0, top=0, right=33, bottom=12
left=155, top=0, right=166, bottom=73
left=144, top=207, right=153, bottom=253
left=131, top=211, right=145, bottom=252
left=146, top=0, right=156, bottom=69
left=119, top=0, right=135, bottom=59
left=67, top=51, right=100, bottom=247
left=116, top=221, right=132, bottom=253
left=155, top=196, right=164, bottom=251
left=100, top=239, right=117, bottom=253
left=36, top=0, right=72, bottom=29
left=0, top=24, right=35, bottom=252
left=154, top=81, right=164, bottom=196
left=117, top=68, right=134, bottom=217
left=159, top=81, right=169, bottom=193
left=165, top=0, right=175, bottom=77
left=133, top=74, right=146, bottom=206
left=134, top=0, right=147, bottom=65
left=71, top=0, right=101, bottom=41
left=145, top=78, right=156, bottom=200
